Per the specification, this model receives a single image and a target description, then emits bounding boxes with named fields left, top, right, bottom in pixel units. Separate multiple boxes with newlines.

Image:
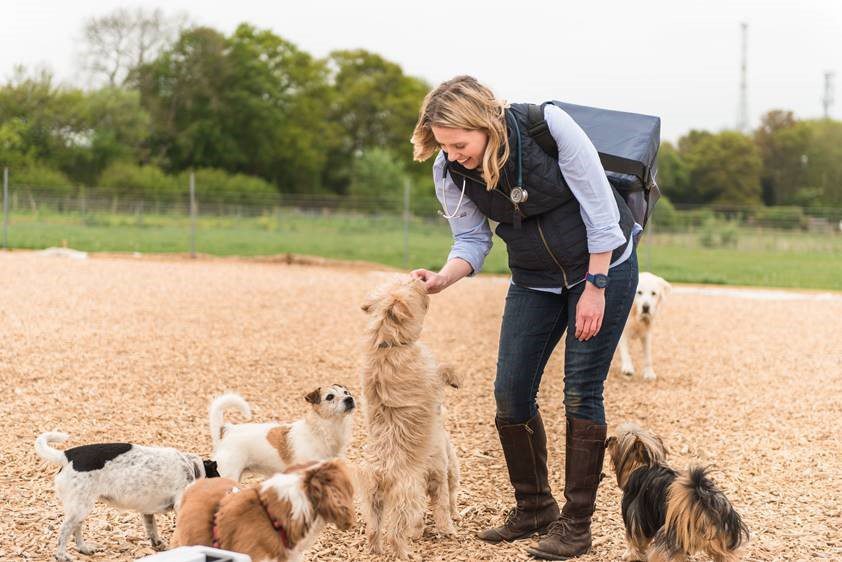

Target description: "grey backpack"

left=525, top=101, right=661, bottom=229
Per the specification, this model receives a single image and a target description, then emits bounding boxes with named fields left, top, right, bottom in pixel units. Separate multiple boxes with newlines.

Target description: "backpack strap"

left=525, top=103, right=558, bottom=158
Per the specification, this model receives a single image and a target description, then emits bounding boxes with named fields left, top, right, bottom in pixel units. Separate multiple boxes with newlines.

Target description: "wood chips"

left=1, top=252, right=840, bottom=561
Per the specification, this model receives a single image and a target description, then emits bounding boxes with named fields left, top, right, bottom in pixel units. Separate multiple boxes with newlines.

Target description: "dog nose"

left=642, top=304, right=650, bottom=313
left=344, top=396, right=355, bottom=408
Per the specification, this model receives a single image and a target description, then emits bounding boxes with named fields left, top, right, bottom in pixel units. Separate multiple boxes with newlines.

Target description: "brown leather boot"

left=527, top=417, right=607, bottom=560
left=477, top=413, right=560, bottom=543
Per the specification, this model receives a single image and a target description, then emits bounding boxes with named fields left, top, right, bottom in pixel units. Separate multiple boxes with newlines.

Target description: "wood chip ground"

left=1, top=252, right=840, bottom=561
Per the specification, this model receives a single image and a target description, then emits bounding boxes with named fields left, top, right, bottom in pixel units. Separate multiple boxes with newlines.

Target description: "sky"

left=4, top=0, right=841, bottom=142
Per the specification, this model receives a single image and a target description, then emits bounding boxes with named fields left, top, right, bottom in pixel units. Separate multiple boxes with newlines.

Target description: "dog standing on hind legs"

left=358, top=277, right=461, bottom=559
left=606, top=422, right=749, bottom=561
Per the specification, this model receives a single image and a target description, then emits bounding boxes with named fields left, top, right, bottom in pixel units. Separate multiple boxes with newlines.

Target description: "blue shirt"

left=434, top=103, right=641, bottom=291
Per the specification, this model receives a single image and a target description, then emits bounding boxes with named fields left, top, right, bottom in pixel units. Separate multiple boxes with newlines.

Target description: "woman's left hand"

left=575, top=284, right=606, bottom=341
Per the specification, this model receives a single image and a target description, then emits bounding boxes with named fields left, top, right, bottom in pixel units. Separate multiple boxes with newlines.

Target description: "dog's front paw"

left=621, top=368, right=635, bottom=378
left=366, top=533, right=383, bottom=555
left=150, top=538, right=167, bottom=551
left=643, top=369, right=657, bottom=381
left=436, top=524, right=457, bottom=538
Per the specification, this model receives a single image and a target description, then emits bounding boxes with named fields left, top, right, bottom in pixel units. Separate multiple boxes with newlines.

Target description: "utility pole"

left=823, top=71, right=835, bottom=119
left=737, top=22, right=750, bottom=133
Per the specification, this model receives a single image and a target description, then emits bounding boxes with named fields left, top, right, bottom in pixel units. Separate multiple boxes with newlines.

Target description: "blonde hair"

left=411, top=75, right=509, bottom=189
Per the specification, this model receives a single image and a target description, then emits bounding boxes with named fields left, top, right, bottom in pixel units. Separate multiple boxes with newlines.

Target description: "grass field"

left=4, top=209, right=842, bottom=290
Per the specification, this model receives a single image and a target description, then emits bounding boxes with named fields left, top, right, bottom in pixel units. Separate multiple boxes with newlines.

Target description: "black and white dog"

left=35, top=431, right=219, bottom=561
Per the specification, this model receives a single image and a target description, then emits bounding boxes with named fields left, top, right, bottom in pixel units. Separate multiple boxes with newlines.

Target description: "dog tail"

left=666, top=466, right=749, bottom=553
left=209, top=393, right=252, bottom=449
left=35, top=432, right=70, bottom=465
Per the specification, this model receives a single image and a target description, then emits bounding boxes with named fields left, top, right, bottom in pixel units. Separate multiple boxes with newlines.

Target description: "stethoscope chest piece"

left=510, top=186, right=528, bottom=204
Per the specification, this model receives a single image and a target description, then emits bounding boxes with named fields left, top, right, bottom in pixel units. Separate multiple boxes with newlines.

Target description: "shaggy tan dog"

left=171, top=459, right=355, bottom=562
left=358, top=277, right=460, bottom=559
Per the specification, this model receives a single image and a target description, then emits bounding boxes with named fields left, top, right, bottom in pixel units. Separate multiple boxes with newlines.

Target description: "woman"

left=409, top=76, right=639, bottom=560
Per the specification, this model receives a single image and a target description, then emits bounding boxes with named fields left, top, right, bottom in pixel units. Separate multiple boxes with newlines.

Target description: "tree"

left=0, top=68, right=91, bottom=182
left=223, top=24, right=335, bottom=192
left=348, top=148, right=409, bottom=202
left=655, top=141, right=691, bottom=203
left=135, top=24, right=335, bottom=193
left=799, top=119, right=842, bottom=205
left=682, top=131, right=762, bottom=205
left=80, top=7, right=187, bottom=87
left=754, top=110, right=810, bottom=205
left=324, top=50, right=429, bottom=194
left=133, top=27, right=238, bottom=172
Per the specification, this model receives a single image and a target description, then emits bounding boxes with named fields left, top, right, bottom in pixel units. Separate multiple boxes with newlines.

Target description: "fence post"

left=190, top=171, right=197, bottom=259
left=2, top=167, right=8, bottom=250
left=403, top=179, right=410, bottom=270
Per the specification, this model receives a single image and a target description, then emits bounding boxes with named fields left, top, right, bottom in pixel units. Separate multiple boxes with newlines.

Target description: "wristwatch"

left=585, top=272, right=609, bottom=289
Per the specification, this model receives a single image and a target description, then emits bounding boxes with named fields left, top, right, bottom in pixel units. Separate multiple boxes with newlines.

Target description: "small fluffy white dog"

left=35, top=432, right=213, bottom=562
left=209, top=386, right=355, bottom=481
left=618, top=272, right=672, bottom=380
left=359, top=277, right=461, bottom=560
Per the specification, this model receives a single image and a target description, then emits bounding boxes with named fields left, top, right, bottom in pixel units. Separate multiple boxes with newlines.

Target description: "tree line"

left=1, top=7, right=840, bottom=213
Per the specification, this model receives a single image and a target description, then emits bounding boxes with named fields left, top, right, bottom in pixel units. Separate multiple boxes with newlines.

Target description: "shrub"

left=11, top=163, right=74, bottom=197
left=98, top=162, right=179, bottom=203
left=699, top=217, right=740, bottom=248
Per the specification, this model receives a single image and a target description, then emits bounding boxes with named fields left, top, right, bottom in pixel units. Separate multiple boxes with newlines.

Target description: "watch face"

left=590, top=274, right=609, bottom=288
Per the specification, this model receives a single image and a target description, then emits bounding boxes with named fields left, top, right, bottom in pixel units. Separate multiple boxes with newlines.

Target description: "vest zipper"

left=536, top=217, right=569, bottom=287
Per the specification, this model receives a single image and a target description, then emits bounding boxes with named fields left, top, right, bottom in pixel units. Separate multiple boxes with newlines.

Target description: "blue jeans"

left=494, top=251, right=638, bottom=425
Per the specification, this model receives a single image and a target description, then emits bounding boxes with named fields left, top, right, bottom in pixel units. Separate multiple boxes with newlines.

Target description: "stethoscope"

left=440, top=111, right=528, bottom=220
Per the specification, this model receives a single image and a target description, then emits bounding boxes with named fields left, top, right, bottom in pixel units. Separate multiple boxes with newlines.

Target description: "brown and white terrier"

left=171, top=459, right=355, bottom=562
left=209, top=386, right=355, bottom=481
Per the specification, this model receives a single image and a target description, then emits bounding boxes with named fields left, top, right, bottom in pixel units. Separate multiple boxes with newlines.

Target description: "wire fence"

left=2, top=167, right=841, bottom=271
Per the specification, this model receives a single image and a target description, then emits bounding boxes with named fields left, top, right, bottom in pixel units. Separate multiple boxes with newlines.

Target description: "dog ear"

left=203, top=459, right=220, bottom=478
left=304, top=388, right=322, bottom=405
left=384, top=297, right=409, bottom=324
left=305, top=460, right=356, bottom=530
left=659, top=276, right=672, bottom=297
left=632, top=438, right=651, bottom=465
left=605, top=436, right=617, bottom=449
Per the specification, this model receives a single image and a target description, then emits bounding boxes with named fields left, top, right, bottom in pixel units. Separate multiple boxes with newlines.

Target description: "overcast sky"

left=5, top=0, right=841, bottom=142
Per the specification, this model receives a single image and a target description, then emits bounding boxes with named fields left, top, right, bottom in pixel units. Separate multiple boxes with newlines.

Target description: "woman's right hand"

left=410, top=269, right=451, bottom=294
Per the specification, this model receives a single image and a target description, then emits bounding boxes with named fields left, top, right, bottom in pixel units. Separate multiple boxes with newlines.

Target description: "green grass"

left=4, top=210, right=842, bottom=291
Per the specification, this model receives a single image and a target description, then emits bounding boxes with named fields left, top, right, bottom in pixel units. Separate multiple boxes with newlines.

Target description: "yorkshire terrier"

left=606, top=423, right=749, bottom=562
